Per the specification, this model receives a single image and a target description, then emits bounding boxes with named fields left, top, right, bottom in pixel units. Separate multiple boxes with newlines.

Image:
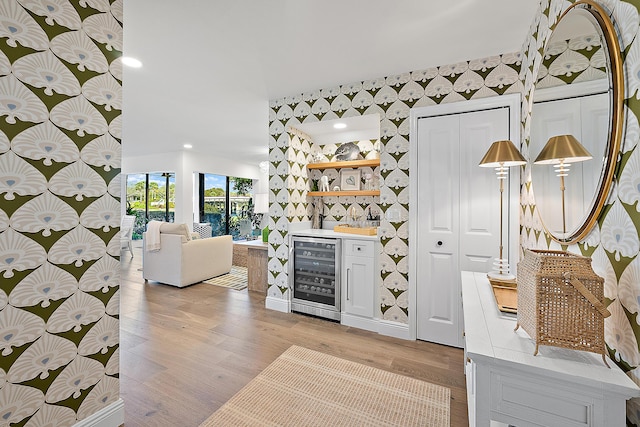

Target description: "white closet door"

left=416, top=108, right=508, bottom=348
left=459, top=109, right=509, bottom=273
left=580, top=93, right=609, bottom=214
left=416, top=114, right=460, bottom=348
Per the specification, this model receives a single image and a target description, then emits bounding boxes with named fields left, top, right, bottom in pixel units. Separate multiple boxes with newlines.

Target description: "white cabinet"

left=461, top=271, right=640, bottom=427
left=341, top=239, right=376, bottom=331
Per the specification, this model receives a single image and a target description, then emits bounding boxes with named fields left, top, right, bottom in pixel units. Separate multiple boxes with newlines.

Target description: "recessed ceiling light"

left=183, top=144, right=192, bottom=149
left=122, top=56, right=142, bottom=68
left=333, top=123, right=347, bottom=129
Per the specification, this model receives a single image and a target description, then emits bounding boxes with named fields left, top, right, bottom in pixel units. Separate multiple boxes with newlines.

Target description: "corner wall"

left=0, top=1, right=122, bottom=425
left=520, top=0, right=640, bottom=423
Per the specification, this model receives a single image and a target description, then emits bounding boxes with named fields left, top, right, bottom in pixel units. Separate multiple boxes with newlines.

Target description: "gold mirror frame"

left=534, top=0, right=624, bottom=245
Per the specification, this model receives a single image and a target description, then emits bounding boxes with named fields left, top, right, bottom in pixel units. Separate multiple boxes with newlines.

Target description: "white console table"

left=461, top=271, right=640, bottom=427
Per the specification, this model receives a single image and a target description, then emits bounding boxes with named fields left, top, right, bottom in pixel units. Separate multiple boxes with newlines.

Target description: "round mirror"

left=530, top=0, right=623, bottom=244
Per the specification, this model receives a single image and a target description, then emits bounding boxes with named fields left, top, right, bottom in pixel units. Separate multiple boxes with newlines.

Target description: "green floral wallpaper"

left=520, top=0, right=640, bottom=423
left=268, top=52, right=525, bottom=322
left=0, top=0, right=122, bottom=425
left=537, top=32, right=606, bottom=87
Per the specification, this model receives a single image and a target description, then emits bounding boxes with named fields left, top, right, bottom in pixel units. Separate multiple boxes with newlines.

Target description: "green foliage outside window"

left=204, top=187, right=225, bottom=197
left=231, top=177, right=252, bottom=196
left=126, top=181, right=176, bottom=211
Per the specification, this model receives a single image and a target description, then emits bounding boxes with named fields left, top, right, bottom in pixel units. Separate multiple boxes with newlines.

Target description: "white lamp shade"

left=254, top=193, right=269, bottom=213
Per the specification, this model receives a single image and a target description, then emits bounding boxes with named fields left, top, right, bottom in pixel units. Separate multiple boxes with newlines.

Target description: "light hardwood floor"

left=119, top=244, right=469, bottom=426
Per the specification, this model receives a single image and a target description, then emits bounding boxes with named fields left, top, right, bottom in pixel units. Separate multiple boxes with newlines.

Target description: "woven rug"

left=202, top=266, right=247, bottom=290
left=199, top=345, right=450, bottom=427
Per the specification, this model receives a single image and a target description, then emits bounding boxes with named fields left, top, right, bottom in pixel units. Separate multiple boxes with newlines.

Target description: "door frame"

left=408, top=93, right=521, bottom=340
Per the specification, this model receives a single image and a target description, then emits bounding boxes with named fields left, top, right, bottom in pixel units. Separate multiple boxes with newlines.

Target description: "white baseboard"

left=73, top=399, right=124, bottom=427
left=377, top=319, right=411, bottom=340
left=341, top=313, right=378, bottom=333
left=265, top=296, right=290, bottom=313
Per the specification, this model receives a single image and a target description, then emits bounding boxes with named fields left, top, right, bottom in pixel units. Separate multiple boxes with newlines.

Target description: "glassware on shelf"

left=363, top=173, right=373, bottom=190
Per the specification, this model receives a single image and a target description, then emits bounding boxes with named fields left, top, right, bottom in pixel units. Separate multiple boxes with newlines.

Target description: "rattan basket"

left=515, top=249, right=610, bottom=366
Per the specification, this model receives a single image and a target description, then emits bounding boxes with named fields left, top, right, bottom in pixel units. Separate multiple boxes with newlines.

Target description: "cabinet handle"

left=346, top=268, right=350, bottom=301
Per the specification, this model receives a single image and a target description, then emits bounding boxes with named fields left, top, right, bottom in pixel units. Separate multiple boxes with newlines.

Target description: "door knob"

left=437, top=241, right=443, bottom=246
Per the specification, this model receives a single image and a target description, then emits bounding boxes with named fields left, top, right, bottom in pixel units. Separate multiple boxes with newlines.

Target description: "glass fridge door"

left=292, top=238, right=338, bottom=309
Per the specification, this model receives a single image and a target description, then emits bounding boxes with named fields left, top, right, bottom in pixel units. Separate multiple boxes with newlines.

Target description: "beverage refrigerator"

left=290, top=236, right=341, bottom=320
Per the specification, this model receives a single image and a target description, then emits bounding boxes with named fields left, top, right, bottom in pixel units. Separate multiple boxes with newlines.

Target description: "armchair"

left=142, top=228, right=233, bottom=287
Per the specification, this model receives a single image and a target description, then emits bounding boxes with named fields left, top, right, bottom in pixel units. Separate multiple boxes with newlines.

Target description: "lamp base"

left=488, top=270, right=517, bottom=291
left=488, top=257, right=515, bottom=281
left=487, top=271, right=516, bottom=281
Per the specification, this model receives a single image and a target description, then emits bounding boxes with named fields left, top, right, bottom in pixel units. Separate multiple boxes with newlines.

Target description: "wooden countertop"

left=234, top=240, right=268, bottom=250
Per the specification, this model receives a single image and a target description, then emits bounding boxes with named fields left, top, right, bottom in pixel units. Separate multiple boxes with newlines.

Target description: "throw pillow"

left=159, top=222, right=191, bottom=242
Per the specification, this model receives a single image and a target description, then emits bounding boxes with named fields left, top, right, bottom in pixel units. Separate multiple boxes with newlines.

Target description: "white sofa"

left=142, top=230, right=233, bottom=288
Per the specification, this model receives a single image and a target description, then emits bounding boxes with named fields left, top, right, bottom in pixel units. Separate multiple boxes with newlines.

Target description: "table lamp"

left=479, top=140, right=526, bottom=281
left=534, top=134, right=592, bottom=236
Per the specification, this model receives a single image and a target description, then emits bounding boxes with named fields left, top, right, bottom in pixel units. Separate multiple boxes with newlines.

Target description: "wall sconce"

left=479, top=140, right=526, bottom=281
left=534, top=134, right=592, bottom=236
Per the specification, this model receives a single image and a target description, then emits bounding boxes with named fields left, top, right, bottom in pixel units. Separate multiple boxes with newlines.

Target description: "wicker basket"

left=515, top=249, right=610, bottom=366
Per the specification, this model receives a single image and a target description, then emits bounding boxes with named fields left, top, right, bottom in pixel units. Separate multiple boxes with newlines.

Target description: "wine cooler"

left=290, top=236, right=341, bottom=320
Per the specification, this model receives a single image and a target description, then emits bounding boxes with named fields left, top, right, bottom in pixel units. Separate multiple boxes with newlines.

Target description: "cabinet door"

left=343, top=255, right=374, bottom=318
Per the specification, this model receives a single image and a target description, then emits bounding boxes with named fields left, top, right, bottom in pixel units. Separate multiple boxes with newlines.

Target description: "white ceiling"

left=122, top=0, right=541, bottom=165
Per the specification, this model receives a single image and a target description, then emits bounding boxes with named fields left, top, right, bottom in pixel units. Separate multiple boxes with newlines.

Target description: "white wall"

left=122, top=150, right=263, bottom=227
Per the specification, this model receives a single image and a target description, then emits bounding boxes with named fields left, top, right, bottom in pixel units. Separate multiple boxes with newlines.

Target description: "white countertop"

left=290, top=228, right=379, bottom=241
left=233, top=239, right=268, bottom=249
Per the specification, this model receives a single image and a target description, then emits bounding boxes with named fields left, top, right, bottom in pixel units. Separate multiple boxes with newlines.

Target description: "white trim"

left=73, top=399, right=124, bottom=427
left=341, top=313, right=378, bottom=333
left=377, top=320, right=411, bottom=340
left=266, top=295, right=290, bottom=313
left=408, top=93, right=522, bottom=341
left=533, top=79, right=608, bottom=102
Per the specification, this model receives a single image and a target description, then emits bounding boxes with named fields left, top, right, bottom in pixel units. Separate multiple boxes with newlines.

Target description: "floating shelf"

left=307, top=159, right=380, bottom=197
left=307, top=190, right=380, bottom=197
left=307, top=159, right=380, bottom=170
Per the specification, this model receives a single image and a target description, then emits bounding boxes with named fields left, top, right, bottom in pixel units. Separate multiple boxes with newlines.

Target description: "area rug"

left=199, top=345, right=450, bottom=427
left=202, top=266, right=247, bottom=290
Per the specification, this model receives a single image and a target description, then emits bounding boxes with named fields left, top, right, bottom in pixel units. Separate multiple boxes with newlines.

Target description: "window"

left=199, top=174, right=253, bottom=240
left=148, top=172, right=175, bottom=222
left=125, top=172, right=175, bottom=239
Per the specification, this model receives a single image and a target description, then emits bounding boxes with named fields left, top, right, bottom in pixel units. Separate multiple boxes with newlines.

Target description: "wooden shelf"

left=307, top=159, right=380, bottom=170
left=307, top=159, right=380, bottom=197
left=307, top=190, right=380, bottom=197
